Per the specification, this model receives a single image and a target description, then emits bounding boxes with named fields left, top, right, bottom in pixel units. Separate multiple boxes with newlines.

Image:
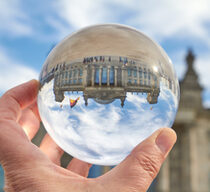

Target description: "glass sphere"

left=38, top=24, right=180, bottom=165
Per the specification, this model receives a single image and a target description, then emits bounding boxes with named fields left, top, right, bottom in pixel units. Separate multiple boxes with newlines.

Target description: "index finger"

left=0, top=80, right=39, bottom=121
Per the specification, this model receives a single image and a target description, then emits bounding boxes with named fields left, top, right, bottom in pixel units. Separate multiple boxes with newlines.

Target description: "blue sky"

left=1, top=0, right=210, bottom=106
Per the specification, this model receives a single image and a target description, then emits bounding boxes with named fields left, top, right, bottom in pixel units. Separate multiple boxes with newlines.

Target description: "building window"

left=73, top=79, right=77, bottom=84
left=154, top=79, right=157, bottom=88
left=110, top=66, right=114, bottom=85
left=94, top=56, right=98, bottom=62
left=79, top=68, right=83, bottom=76
left=148, top=70, right=151, bottom=80
left=99, top=56, right=104, bottom=62
left=133, top=69, right=137, bottom=77
left=87, top=65, right=92, bottom=86
left=124, top=57, right=128, bottom=64
left=79, top=78, right=82, bottom=84
left=128, top=79, right=132, bottom=84
left=69, top=79, right=72, bottom=84
left=102, top=67, right=107, bottom=84
left=117, top=68, right=122, bottom=86
left=144, top=80, right=147, bottom=85
left=169, top=80, right=172, bottom=89
left=95, top=68, right=99, bottom=85
left=74, top=69, right=77, bottom=77
left=134, top=79, right=137, bottom=84
left=65, top=71, right=68, bottom=79
left=139, top=68, right=142, bottom=78
left=128, top=68, right=132, bottom=77
left=144, top=69, right=147, bottom=79
left=69, top=70, right=72, bottom=78
left=140, top=79, right=143, bottom=85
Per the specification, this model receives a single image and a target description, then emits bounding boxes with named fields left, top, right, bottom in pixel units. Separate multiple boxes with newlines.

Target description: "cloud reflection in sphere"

left=38, top=24, right=180, bottom=165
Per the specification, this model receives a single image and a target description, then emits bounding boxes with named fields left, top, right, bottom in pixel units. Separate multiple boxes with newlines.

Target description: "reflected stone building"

left=41, top=56, right=161, bottom=106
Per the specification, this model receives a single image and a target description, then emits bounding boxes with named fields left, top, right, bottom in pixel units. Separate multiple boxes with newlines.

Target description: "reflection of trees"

left=40, top=56, right=165, bottom=107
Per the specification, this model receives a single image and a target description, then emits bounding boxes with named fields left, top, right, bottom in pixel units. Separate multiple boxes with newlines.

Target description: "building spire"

left=179, top=49, right=203, bottom=109
left=186, top=48, right=195, bottom=70
left=182, top=48, right=201, bottom=88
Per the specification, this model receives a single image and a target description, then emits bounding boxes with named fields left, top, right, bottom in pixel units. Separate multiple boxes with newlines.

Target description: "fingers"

left=67, top=158, right=92, bottom=177
left=99, top=128, right=176, bottom=192
left=39, top=134, right=64, bottom=165
left=18, top=101, right=41, bottom=140
left=40, top=134, right=92, bottom=177
left=0, top=80, right=39, bottom=121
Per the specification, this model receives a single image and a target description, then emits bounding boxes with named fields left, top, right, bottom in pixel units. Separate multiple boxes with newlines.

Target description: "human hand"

left=0, top=80, right=176, bottom=192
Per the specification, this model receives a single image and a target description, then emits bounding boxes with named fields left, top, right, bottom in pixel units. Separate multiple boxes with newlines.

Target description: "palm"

left=0, top=80, right=176, bottom=192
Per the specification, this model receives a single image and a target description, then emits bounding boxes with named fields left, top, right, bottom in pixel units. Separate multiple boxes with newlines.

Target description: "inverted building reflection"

left=40, top=56, right=176, bottom=107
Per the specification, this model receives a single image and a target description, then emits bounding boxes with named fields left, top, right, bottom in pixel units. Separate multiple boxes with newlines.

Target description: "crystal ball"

left=38, top=24, right=180, bottom=165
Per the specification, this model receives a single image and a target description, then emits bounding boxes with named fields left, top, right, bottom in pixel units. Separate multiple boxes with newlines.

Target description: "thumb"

left=98, top=128, right=176, bottom=192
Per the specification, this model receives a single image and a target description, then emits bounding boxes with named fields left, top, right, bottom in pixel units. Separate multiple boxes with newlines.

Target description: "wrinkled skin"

left=0, top=80, right=176, bottom=192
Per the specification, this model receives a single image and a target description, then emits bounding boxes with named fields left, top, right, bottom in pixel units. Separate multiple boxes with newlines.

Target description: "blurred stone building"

left=154, top=50, right=210, bottom=192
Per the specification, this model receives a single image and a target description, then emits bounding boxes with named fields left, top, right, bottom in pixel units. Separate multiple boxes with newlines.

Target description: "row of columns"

left=55, top=63, right=160, bottom=89
left=54, top=65, right=85, bottom=87
left=88, top=65, right=156, bottom=87
left=90, top=66, right=125, bottom=87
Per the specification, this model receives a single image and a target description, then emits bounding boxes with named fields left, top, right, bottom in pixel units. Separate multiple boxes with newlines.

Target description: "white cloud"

left=38, top=80, right=177, bottom=165
left=195, top=54, right=210, bottom=90
left=195, top=54, right=210, bottom=108
left=1, top=0, right=210, bottom=47
left=203, top=99, right=210, bottom=108
left=203, top=95, right=210, bottom=108
left=0, top=0, right=33, bottom=37
left=169, top=49, right=188, bottom=80
left=127, top=0, right=210, bottom=42
left=53, top=0, right=110, bottom=30
left=52, top=0, right=210, bottom=45
left=0, top=47, right=39, bottom=93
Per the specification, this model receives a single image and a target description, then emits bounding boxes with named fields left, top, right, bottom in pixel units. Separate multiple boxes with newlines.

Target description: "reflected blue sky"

left=38, top=79, right=178, bottom=165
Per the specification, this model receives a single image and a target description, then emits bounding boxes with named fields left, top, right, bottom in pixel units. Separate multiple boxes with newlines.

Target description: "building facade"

left=155, top=50, right=210, bottom=192
left=51, top=55, right=161, bottom=106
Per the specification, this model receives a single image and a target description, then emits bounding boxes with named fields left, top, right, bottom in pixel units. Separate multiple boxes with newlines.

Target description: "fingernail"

left=155, top=129, right=176, bottom=155
left=29, top=79, right=39, bottom=84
